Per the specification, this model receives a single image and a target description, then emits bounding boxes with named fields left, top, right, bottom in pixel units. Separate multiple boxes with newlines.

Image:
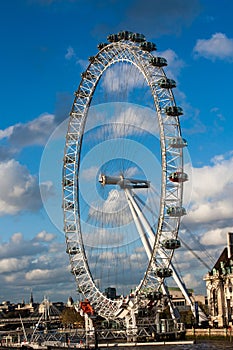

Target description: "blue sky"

left=0, top=0, right=233, bottom=303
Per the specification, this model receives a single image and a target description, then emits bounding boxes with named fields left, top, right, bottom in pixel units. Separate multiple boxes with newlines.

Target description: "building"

left=204, top=232, right=233, bottom=327
left=105, top=287, right=117, bottom=300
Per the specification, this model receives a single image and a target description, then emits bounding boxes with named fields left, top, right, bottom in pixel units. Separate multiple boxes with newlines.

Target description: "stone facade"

left=204, top=232, right=233, bottom=327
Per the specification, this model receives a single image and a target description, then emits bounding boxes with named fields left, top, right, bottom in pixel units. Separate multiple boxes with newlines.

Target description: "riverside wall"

left=186, top=327, right=233, bottom=339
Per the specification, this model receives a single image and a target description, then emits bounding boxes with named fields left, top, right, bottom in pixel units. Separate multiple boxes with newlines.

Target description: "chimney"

left=227, top=232, right=233, bottom=258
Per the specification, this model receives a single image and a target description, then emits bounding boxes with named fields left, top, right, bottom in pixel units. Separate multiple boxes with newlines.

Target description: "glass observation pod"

left=140, top=41, right=157, bottom=52
left=88, top=56, right=95, bottom=63
left=130, top=32, right=146, bottom=43
left=107, top=33, right=120, bottom=42
left=169, top=172, right=188, bottom=183
left=149, top=56, right=167, bottom=67
left=66, top=247, right=80, bottom=255
left=162, top=239, right=181, bottom=250
left=147, top=291, right=163, bottom=301
left=165, top=106, right=183, bottom=117
left=169, top=137, right=188, bottom=148
left=157, top=78, right=176, bottom=89
left=118, top=30, right=133, bottom=40
left=97, top=42, right=109, bottom=50
left=167, top=206, right=186, bottom=217
left=155, top=267, right=173, bottom=278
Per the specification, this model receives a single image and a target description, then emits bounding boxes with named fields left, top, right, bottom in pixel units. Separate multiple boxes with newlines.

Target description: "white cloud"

left=25, top=268, right=54, bottom=281
left=0, top=231, right=72, bottom=301
left=0, top=125, right=15, bottom=140
left=7, top=113, right=56, bottom=148
left=0, top=257, right=29, bottom=273
left=0, top=113, right=58, bottom=162
left=157, top=49, right=186, bottom=80
left=193, top=33, right=233, bottom=61
left=182, top=272, right=201, bottom=290
left=0, top=159, right=53, bottom=215
left=184, top=153, right=233, bottom=227
left=101, top=63, right=144, bottom=93
left=81, top=166, right=99, bottom=181
left=65, top=46, right=75, bottom=60
left=35, top=230, right=56, bottom=242
left=200, top=227, right=233, bottom=247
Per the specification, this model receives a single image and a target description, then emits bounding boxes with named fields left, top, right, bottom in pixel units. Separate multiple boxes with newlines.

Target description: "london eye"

left=62, top=31, right=188, bottom=327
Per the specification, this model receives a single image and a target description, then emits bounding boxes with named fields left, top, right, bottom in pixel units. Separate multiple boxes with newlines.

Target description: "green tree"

left=60, top=307, right=84, bottom=328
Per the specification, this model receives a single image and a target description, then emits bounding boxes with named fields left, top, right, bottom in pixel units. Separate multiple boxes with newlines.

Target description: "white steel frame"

left=62, top=34, right=186, bottom=322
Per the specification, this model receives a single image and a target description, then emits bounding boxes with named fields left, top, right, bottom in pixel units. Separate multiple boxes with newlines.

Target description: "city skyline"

left=0, top=0, right=233, bottom=302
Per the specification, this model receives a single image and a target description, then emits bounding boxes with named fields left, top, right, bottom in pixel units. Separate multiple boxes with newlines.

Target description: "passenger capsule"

left=66, top=246, right=80, bottom=255
left=165, top=106, right=183, bottom=116
left=149, top=57, right=167, bottom=67
left=88, top=56, right=95, bottom=63
left=162, top=239, right=181, bottom=250
left=97, top=42, right=108, bottom=50
left=130, top=32, right=146, bottom=43
left=169, top=172, right=188, bottom=183
left=147, top=291, right=162, bottom=301
left=118, top=30, right=133, bottom=40
left=140, top=41, right=156, bottom=52
left=107, top=33, right=120, bottom=42
left=167, top=206, right=186, bottom=217
left=155, top=267, right=173, bottom=278
left=169, top=137, right=187, bottom=148
left=157, top=78, right=176, bottom=89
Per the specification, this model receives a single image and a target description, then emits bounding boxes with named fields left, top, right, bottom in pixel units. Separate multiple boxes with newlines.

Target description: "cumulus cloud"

left=200, top=227, right=233, bottom=247
left=35, top=230, right=56, bottom=242
left=0, top=231, right=72, bottom=302
left=0, top=257, right=29, bottom=273
left=168, top=152, right=233, bottom=293
left=0, top=232, right=52, bottom=259
left=0, top=159, right=53, bottom=216
left=0, top=113, right=59, bottom=161
left=101, top=64, right=145, bottom=95
left=184, top=153, right=233, bottom=228
left=4, top=113, right=56, bottom=148
left=157, top=49, right=186, bottom=80
left=193, top=33, right=233, bottom=61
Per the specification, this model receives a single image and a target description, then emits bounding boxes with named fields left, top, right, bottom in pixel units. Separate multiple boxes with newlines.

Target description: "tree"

left=60, top=307, right=84, bottom=328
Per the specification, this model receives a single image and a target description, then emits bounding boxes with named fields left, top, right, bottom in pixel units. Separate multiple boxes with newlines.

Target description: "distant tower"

left=30, top=290, right=34, bottom=305
left=67, top=296, right=74, bottom=307
left=227, top=232, right=233, bottom=258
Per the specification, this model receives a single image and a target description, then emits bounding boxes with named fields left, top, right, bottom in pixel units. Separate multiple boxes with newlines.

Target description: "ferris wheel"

left=62, top=31, right=188, bottom=322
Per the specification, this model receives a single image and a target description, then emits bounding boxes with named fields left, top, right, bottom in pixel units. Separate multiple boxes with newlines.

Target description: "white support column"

left=125, top=189, right=152, bottom=260
left=125, top=188, right=178, bottom=321
left=125, top=188, right=155, bottom=248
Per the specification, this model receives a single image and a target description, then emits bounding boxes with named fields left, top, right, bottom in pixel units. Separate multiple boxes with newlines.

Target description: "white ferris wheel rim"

left=62, top=31, right=187, bottom=320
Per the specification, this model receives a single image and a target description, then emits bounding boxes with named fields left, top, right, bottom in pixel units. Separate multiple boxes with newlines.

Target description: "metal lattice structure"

left=62, top=31, right=188, bottom=323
